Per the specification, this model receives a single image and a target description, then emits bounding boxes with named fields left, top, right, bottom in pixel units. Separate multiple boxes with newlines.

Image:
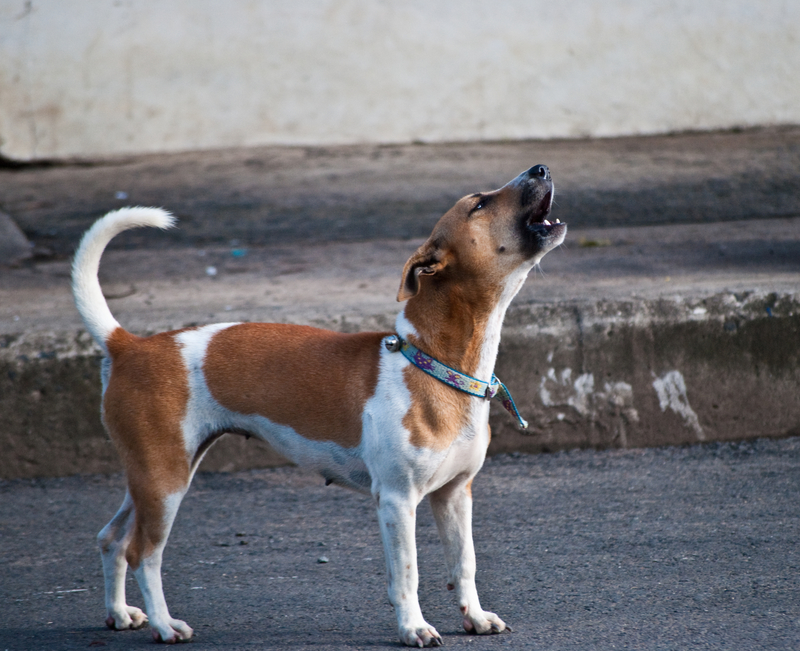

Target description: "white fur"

left=72, top=207, right=175, bottom=351
left=362, top=337, right=447, bottom=644
left=394, top=308, right=419, bottom=341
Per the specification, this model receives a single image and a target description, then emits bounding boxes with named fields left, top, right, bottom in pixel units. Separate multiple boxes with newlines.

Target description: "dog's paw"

left=105, top=605, right=148, bottom=630
left=151, top=618, right=193, bottom=643
left=399, top=623, right=444, bottom=647
left=462, top=609, right=510, bottom=635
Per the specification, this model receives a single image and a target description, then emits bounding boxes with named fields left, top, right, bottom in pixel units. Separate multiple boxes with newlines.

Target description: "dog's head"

left=398, top=165, right=566, bottom=302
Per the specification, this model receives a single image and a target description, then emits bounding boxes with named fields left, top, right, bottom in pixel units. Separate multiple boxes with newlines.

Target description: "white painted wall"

left=1, top=0, right=798, bottom=160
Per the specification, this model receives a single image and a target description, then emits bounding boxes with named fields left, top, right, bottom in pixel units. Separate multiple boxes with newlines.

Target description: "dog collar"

left=384, top=335, right=528, bottom=429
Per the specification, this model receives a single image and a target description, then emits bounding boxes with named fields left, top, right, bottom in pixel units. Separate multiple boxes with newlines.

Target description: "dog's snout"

left=527, top=165, right=550, bottom=181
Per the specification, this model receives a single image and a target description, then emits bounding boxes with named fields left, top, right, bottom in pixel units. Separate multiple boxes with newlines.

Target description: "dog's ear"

left=397, top=243, right=444, bottom=301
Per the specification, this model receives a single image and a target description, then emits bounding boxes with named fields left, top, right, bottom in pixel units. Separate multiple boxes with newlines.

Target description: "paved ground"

left=2, top=437, right=799, bottom=650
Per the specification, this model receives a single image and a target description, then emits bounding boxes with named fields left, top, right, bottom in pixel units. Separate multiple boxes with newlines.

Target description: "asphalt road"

left=1, top=437, right=799, bottom=650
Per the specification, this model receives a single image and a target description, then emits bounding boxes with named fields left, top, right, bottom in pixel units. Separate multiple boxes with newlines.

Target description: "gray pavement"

left=2, top=437, right=799, bottom=650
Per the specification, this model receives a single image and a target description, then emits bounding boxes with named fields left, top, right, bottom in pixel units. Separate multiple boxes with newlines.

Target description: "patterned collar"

left=384, top=335, right=528, bottom=429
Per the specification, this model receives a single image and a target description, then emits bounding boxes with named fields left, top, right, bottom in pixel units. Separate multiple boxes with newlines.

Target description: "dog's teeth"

left=543, top=219, right=551, bottom=226
left=555, top=218, right=561, bottom=223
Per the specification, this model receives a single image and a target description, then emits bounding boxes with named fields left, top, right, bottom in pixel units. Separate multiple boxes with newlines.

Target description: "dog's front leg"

left=376, top=492, right=443, bottom=647
left=429, top=479, right=508, bottom=636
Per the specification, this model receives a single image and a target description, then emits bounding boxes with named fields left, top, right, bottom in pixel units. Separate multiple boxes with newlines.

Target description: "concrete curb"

left=490, top=291, right=800, bottom=455
left=3, top=290, right=798, bottom=480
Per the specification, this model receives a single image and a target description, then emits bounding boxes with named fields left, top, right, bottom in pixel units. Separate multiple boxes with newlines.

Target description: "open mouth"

left=520, top=186, right=566, bottom=259
left=524, top=190, right=561, bottom=230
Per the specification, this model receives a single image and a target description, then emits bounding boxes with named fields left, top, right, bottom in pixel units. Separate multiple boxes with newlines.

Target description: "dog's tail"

left=72, top=207, right=176, bottom=352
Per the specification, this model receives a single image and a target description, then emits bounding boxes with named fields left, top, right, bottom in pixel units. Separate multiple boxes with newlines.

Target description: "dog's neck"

left=396, top=267, right=531, bottom=382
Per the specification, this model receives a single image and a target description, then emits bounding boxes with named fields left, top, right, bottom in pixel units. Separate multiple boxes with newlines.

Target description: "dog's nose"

left=527, top=165, right=550, bottom=181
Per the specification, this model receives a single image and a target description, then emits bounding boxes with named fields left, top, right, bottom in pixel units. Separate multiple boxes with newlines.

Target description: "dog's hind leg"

left=429, top=478, right=508, bottom=636
left=100, top=329, right=197, bottom=642
left=98, top=490, right=148, bottom=630
left=120, top=468, right=194, bottom=644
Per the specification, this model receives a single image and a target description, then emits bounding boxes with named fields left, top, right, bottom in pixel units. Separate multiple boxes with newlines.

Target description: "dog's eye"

left=472, top=196, right=489, bottom=212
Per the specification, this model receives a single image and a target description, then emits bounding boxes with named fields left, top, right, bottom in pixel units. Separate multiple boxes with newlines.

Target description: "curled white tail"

left=72, top=207, right=176, bottom=351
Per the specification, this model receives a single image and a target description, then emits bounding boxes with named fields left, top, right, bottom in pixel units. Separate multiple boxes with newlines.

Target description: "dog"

left=71, top=164, right=565, bottom=646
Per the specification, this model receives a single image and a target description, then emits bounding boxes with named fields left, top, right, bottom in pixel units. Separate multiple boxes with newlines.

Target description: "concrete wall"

left=1, top=0, right=798, bottom=160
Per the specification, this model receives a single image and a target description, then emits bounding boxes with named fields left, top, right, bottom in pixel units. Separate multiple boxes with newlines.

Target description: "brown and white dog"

left=71, top=165, right=565, bottom=647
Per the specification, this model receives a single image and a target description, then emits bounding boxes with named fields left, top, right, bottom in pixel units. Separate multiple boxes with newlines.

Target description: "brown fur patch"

left=399, top=179, right=535, bottom=451
left=402, top=368, right=472, bottom=452
left=103, top=327, right=192, bottom=568
left=204, top=323, right=385, bottom=448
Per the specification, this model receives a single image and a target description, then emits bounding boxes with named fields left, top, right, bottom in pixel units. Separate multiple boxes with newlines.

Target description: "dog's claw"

left=420, top=633, right=443, bottom=647
left=401, top=624, right=443, bottom=647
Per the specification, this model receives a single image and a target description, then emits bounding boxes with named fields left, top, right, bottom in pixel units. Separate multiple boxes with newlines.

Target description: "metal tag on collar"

left=384, top=335, right=401, bottom=352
